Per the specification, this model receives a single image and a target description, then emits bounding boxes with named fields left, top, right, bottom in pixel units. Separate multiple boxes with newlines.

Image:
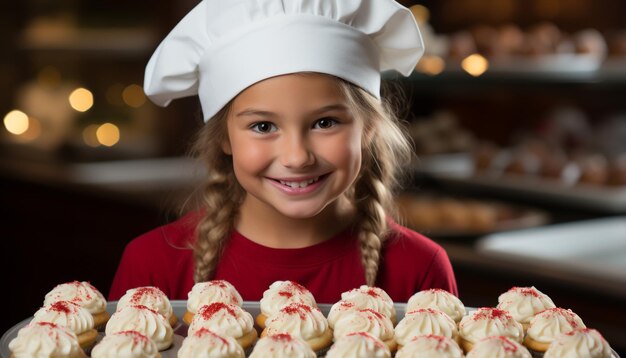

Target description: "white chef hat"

left=144, top=0, right=424, bottom=122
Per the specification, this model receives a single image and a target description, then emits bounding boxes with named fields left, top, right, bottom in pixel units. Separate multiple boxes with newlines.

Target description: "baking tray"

left=1, top=301, right=619, bottom=357
left=416, top=153, right=626, bottom=213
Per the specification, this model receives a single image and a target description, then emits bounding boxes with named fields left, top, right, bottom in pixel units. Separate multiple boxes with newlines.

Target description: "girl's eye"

left=250, top=122, right=276, bottom=133
left=314, top=117, right=337, bottom=129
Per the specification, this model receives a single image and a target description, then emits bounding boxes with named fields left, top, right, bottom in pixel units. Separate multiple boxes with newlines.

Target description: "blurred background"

left=1, top=0, right=625, bottom=353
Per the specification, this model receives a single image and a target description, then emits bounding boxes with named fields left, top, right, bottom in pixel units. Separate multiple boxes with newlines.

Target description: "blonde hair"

left=190, top=76, right=413, bottom=285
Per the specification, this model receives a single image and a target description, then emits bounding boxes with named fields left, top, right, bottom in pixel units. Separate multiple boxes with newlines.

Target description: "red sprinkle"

left=491, top=336, right=518, bottom=352
left=360, top=308, right=384, bottom=320
left=365, top=288, right=381, bottom=298
left=194, top=327, right=230, bottom=345
left=472, top=308, right=512, bottom=321
left=209, top=280, right=229, bottom=288
left=537, top=308, right=581, bottom=329
left=511, top=286, right=541, bottom=298
left=271, top=333, right=294, bottom=342
left=199, top=302, right=237, bottom=320
left=347, top=332, right=387, bottom=350
left=116, top=330, right=150, bottom=344
left=281, top=303, right=313, bottom=320
left=418, top=335, right=449, bottom=350
left=48, top=301, right=76, bottom=314
left=130, top=287, right=161, bottom=305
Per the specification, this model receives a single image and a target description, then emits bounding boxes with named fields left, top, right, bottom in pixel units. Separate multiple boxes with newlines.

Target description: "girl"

left=109, top=0, right=457, bottom=302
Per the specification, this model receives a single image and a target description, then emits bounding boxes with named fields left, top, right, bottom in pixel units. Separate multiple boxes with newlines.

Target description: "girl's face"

left=223, top=73, right=363, bottom=220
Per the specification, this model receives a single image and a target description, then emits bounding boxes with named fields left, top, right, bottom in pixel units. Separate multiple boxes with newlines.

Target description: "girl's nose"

left=279, top=134, right=315, bottom=168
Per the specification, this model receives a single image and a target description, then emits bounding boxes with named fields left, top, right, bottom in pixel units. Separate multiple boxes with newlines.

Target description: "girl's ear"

left=221, top=139, right=232, bottom=155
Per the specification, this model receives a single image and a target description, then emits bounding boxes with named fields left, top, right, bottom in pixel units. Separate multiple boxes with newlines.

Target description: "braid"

left=341, top=80, right=413, bottom=286
left=189, top=103, right=244, bottom=283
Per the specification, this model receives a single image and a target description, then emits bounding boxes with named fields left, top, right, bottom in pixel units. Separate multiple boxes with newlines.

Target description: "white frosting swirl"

left=260, top=281, right=316, bottom=317
left=44, top=281, right=107, bottom=315
left=326, top=332, right=391, bottom=358
left=187, top=280, right=243, bottom=313
left=117, top=286, right=174, bottom=322
left=178, top=328, right=245, bottom=358
left=407, top=289, right=465, bottom=322
left=9, top=322, right=87, bottom=358
left=265, top=303, right=328, bottom=341
left=106, top=305, right=173, bottom=351
left=339, top=286, right=396, bottom=321
left=497, top=286, right=556, bottom=324
left=526, top=308, right=586, bottom=344
left=327, top=300, right=359, bottom=329
left=249, top=333, right=316, bottom=358
left=544, top=328, right=612, bottom=358
left=395, top=308, right=458, bottom=345
left=395, top=335, right=463, bottom=358
left=458, top=307, right=524, bottom=344
left=466, top=336, right=532, bottom=358
left=188, top=302, right=254, bottom=339
left=32, top=300, right=94, bottom=335
left=91, top=331, right=159, bottom=358
left=332, top=309, right=394, bottom=342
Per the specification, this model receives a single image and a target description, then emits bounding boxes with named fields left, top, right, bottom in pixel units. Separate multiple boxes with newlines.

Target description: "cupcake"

left=117, top=286, right=177, bottom=327
left=257, top=281, right=317, bottom=328
left=394, top=308, right=459, bottom=348
left=326, top=332, right=391, bottom=358
left=31, top=300, right=98, bottom=350
left=188, top=302, right=258, bottom=350
left=466, top=336, right=532, bottom=358
left=458, top=307, right=524, bottom=353
left=497, top=286, right=556, bottom=331
left=406, top=288, right=465, bottom=323
left=8, top=321, right=87, bottom=358
left=395, top=335, right=463, bottom=358
left=335, top=286, right=397, bottom=324
left=262, top=302, right=332, bottom=352
left=523, top=307, right=586, bottom=353
left=184, top=280, right=243, bottom=325
left=106, top=304, right=174, bottom=351
left=544, top=328, right=612, bottom=358
left=43, top=281, right=109, bottom=330
left=91, top=331, right=160, bottom=358
left=249, top=333, right=316, bottom=358
left=332, top=308, right=396, bottom=353
left=178, top=328, right=245, bottom=358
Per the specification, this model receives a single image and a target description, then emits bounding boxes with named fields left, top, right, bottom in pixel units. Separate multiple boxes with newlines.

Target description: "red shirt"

left=109, top=212, right=457, bottom=303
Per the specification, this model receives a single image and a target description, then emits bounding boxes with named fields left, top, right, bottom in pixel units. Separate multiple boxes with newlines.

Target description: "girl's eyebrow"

left=235, top=104, right=349, bottom=118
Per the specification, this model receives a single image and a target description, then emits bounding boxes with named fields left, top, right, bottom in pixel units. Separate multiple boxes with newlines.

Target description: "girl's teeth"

left=279, top=177, right=319, bottom=188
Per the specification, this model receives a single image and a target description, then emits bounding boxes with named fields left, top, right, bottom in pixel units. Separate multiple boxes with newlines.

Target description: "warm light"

left=462, top=54, right=489, bottom=77
left=3, top=110, right=29, bottom=135
left=82, top=124, right=100, bottom=147
left=96, top=123, right=120, bottom=147
left=417, top=55, right=445, bottom=75
left=409, top=4, right=430, bottom=23
left=122, top=84, right=146, bottom=108
left=37, top=66, right=62, bottom=87
left=69, top=87, right=94, bottom=112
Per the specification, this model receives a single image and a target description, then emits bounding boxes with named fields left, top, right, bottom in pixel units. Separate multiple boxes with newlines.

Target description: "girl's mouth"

left=278, top=176, right=321, bottom=189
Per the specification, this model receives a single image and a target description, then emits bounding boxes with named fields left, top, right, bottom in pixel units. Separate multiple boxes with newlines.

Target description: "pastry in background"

left=8, top=321, right=87, bottom=358
left=458, top=307, right=524, bottom=353
left=575, top=29, right=608, bottom=57
left=326, top=332, right=391, bottom=358
left=395, top=334, right=463, bottom=358
left=608, top=154, right=626, bottom=186
left=576, top=154, right=609, bottom=185
left=497, top=286, right=556, bottom=331
left=544, top=328, right=613, bottom=358
left=184, top=280, right=243, bottom=325
left=465, top=336, right=531, bottom=357
left=178, top=327, right=245, bottom=358
left=523, top=307, right=586, bottom=354
left=43, top=281, right=109, bottom=330
left=262, top=302, right=332, bottom=353
left=332, top=309, right=396, bottom=353
left=187, top=302, right=257, bottom=350
left=91, top=331, right=160, bottom=358
left=105, top=304, right=173, bottom=351
left=249, top=333, right=316, bottom=358
left=257, top=280, right=317, bottom=329
left=394, top=308, right=459, bottom=348
left=406, top=288, right=465, bottom=323
left=31, top=300, right=98, bottom=350
left=116, top=286, right=177, bottom=327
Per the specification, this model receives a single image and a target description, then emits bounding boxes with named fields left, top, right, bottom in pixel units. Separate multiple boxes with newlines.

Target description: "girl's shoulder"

left=127, top=210, right=201, bottom=251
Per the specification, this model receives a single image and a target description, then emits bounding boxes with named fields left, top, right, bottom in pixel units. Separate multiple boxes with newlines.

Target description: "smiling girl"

left=109, top=0, right=457, bottom=303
